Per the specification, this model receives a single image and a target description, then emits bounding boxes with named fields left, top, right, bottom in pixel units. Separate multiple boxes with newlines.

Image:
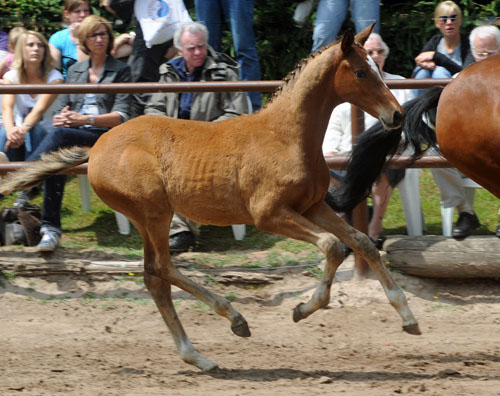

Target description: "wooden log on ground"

left=385, top=235, right=500, bottom=278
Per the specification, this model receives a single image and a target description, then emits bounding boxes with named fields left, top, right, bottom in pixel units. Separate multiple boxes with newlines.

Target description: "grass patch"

left=2, top=170, right=496, bottom=265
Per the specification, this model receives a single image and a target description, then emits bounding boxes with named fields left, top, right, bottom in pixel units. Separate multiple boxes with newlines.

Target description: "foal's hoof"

left=403, top=323, right=422, bottom=335
left=231, top=317, right=251, bottom=337
left=292, top=303, right=305, bottom=323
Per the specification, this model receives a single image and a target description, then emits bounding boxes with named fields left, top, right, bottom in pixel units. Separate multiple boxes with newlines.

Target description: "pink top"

left=0, top=52, right=14, bottom=78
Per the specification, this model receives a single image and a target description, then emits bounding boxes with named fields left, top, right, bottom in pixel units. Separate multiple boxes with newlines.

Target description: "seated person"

left=428, top=23, right=500, bottom=239
left=0, top=30, right=62, bottom=158
left=323, top=33, right=414, bottom=251
left=145, top=21, right=250, bottom=253
left=412, top=1, right=471, bottom=96
left=0, top=30, right=63, bottom=205
left=0, top=27, right=27, bottom=82
left=17, top=15, right=132, bottom=252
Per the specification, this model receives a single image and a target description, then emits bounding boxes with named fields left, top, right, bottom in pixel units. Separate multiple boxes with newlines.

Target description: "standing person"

left=412, top=1, right=471, bottom=95
left=101, top=0, right=186, bottom=117
left=22, top=15, right=132, bottom=252
left=145, top=22, right=250, bottom=253
left=49, top=0, right=90, bottom=79
left=0, top=31, right=63, bottom=162
left=194, top=0, right=262, bottom=112
left=311, top=0, right=380, bottom=53
left=323, top=33, right=414, bottom=252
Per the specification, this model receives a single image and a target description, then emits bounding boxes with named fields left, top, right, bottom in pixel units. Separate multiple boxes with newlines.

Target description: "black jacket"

left=414, top=33, right=473, bottom=76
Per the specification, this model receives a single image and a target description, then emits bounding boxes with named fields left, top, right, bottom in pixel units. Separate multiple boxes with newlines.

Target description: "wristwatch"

left=89, top=115, right=95, bottom=125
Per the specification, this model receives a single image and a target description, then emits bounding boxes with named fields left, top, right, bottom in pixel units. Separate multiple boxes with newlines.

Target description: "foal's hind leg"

left=145, top=224, right=251, bottom=338
left=305, top=203, right=420, bottom=335
left=141, top=237, right=218, bottom=371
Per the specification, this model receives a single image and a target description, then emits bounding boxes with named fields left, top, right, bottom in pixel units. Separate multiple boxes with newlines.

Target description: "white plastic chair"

left=77, top=174, right=131, bottom=235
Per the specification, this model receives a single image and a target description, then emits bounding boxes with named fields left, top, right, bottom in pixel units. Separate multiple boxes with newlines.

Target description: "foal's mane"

left=266, top=40, right=340, bottom=107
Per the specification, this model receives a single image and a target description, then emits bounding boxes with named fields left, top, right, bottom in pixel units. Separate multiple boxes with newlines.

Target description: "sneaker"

left=37, top=229, right=60, bottom=252
left=14, top=190, right=31, bottom=208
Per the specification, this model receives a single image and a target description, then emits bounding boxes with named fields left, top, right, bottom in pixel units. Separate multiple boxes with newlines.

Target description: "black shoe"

left=452, top=212, right=480, bottom=239
left=169, top=231, right=195, bottom=253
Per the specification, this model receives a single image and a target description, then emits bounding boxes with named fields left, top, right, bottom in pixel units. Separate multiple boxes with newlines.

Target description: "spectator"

left=145, top=21, right=250, bottom=253
left=412, top=1, right=470, bottom=95
left=194, top=0, right=262, bottom=112
left=49, top=0, right=90, bottom=79
left=311, top=0, right=380, bottom=53
left=323, top=32, right=413, bottom=252
left=469, top=24, right=500, bottom=62
left=21, top=15, right=132, bottom=252
left=425, top=24, right=500, bottom=239
left=0, top=27, right=27, bottom=82
left=101, top=0, right=184, bottom=117
left=0, top=30, right=63, bottom=163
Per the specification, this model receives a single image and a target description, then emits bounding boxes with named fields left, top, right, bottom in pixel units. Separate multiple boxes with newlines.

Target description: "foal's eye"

left=355, top=70, right=366, bottom=78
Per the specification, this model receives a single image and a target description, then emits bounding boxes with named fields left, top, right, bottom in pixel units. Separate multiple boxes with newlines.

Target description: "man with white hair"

left=145, top=22, right=250, bottom=253
left=323, top=32, right=414, bottom=253
left=469, top=24, right=500, bottom=62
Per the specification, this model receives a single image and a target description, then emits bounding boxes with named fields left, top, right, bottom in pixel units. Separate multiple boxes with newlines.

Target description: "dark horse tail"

left=325, top=86, right=444, bottom=212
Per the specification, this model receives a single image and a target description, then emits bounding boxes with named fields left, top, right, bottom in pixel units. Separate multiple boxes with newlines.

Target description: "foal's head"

left=335, top=24, right=403, bottom=130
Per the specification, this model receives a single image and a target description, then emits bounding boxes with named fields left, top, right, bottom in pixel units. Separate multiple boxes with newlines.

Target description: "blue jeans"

left=412, top=66, right=452, bottom=97
left=195, top=0, right=262, bottom=111
left=25, top=127, right=106, bottom=230
left=0, top=123, right=49, bottom=161
left=312, top=0, right=380, bottom=53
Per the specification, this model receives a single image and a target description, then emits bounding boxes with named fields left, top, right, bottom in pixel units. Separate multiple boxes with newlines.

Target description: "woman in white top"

left=0, top=31, right=63, bottom=161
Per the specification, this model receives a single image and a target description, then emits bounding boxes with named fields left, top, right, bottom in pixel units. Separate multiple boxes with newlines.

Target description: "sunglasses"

left=434, top=14, right=458, bottom=23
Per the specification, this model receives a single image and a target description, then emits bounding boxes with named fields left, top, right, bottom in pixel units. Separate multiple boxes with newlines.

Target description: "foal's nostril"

left=393, top=110, right=403, bottom=126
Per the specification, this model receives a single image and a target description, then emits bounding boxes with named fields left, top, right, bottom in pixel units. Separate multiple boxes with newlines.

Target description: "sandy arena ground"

left=1, top=247, right=499, bottom=396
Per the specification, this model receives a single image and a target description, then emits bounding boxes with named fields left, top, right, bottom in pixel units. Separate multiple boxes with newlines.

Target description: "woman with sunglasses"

left=22, top=15, right=132, bottom=252
left=412, top=1, right=473, bottom=95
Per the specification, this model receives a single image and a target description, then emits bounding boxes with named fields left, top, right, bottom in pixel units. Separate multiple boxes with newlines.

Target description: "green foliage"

left=3, top=0, right=498, bottom=79
left=381, top=0, right=500, bottom=77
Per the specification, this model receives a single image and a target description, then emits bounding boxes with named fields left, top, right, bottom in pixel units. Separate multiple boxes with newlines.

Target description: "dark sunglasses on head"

left=434, top=14, right=458, bottom=23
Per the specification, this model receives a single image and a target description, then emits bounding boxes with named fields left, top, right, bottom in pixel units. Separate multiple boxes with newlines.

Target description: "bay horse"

left=0, top=25, right=421, bottom=371
left=328, top=54, right=500, bottom=219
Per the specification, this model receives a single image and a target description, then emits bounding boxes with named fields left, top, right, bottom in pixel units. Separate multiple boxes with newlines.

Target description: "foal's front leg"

left=305, top=203, right=421, bottom=335
left=254, top=205, right=346, bottom=321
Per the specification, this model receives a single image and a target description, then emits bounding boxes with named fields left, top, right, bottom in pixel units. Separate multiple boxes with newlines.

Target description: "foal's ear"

left=341, top=29, right=354, bottom=54
left=354, top=23, right=375, bottom=46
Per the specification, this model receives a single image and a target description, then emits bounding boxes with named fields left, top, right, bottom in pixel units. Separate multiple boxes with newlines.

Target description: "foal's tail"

left=326, top=86, right=444, bottom=212
left=0, top=146, right=90, bottom=194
